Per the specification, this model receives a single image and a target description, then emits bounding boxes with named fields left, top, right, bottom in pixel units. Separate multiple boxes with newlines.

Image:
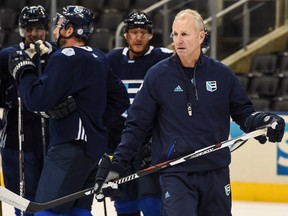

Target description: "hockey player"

left=8, top=5, right=129, bottom=216
left=103, top=11, right=173, bottom=216
left=0, top=5, right=56, bottom=216
left=94, top=9, right=285, bottom=216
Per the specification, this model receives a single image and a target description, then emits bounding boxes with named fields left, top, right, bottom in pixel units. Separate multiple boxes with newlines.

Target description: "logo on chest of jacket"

left=206, top=81, right=217, bottom=92
left=164, top=191, right=171, bottom=199
left=174, top=85, right=184, bottom=92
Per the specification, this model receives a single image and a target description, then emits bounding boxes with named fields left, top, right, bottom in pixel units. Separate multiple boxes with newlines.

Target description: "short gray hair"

left=174, top=9, right=205, bottom=32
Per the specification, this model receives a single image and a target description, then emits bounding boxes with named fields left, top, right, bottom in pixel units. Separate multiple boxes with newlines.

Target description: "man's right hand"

left=94, top=154, right=121, bottom=202
left=8, top=50, right=36, bottom=82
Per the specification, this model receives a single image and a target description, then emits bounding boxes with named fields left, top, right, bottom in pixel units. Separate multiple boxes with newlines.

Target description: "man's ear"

left=65, top=25, right=74, bottom=37
left=199, top=30, right=205, bottom=44
left=123, top=33, right=127, bottom=40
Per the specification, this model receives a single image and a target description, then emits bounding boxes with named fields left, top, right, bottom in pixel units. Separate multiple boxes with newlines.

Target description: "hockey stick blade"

left=0, top=127, right=268, bottom=213
left=0, top=186, right=94, bottom=213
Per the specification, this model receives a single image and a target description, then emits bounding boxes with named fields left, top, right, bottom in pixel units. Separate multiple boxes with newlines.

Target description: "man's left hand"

left=245, top=112, right=285, bottom=144
left=266, top=115, right=285, bottom=143
left=9, top=50, right=36, bottom=82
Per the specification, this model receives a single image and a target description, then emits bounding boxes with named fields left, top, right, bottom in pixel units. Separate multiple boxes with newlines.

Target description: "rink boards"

left=230, top=113, right=288, bottom=202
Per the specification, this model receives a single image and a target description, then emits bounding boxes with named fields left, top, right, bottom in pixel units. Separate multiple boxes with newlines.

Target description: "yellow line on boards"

left=231, top=181, right=288, bottom=202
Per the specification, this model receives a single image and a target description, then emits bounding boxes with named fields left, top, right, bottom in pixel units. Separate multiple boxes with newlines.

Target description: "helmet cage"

left=124, top=11, right=153, bottom=34
left=19, top=5, right=49, bottom=37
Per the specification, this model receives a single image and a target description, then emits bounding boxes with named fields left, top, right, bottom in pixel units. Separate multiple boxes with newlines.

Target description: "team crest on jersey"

left=61, top=48, right=75, bottom=56
left=122, top=80, right=143, bottom=104
left=206, top=81, right=217, bottom=92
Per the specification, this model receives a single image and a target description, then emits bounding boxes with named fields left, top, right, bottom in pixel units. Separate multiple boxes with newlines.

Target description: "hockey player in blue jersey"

left=0, top=5, right=56, bottom=216
left=8, top=5, right=129, bottom=216
left=94, top=9, right=285, bottom=216
left=103, top=11, right=173, bottom=216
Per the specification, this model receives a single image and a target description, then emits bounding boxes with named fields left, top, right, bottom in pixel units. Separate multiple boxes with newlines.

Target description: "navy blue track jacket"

left=113, top=52, right=255, bottom=173
left=18, top=46, right=129, bottom=160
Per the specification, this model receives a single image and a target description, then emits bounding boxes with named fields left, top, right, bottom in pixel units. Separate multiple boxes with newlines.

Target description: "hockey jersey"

left=106, top=46, right=173, bottom=151
left=18, top=46, right=129, bottom=160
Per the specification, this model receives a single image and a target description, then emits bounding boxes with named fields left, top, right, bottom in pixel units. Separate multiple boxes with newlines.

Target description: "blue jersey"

left=0, top=42, right=56, bottom=151
left=113, top=53, right=255, bottom=172
left=18, top=46, right=129, bottom=160
left=107, top=46, right=173, bottom=103
left=106, top=46, right=173, bottom=151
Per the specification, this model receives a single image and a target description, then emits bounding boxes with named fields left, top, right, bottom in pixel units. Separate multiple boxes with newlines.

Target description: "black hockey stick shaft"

left=35, top=43, right=47, bottom=162
left=0, top=127, right=269, bottom=213
left=18, top=97, right=25, bottom=216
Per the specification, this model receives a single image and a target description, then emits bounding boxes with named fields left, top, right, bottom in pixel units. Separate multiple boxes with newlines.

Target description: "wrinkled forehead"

left=172, top=12, right=204, bottom=33
left=172, top=16, right=193, bottom=31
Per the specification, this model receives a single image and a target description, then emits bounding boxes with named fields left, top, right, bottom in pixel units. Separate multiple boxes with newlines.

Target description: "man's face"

left=24, top=24, right=47, bottom=44
left=125, top=28, right=152, bottom=56
left=53, top=16, right=68, bottom=48
left=171, top=14, right=204, bottom=60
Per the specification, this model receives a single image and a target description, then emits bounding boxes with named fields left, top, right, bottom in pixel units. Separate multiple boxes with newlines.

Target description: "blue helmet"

left=55, top=5, right=95, bottom=40
left=124, top=11, right=153, bottom=34
left=18, top=5, right=49, bottom=37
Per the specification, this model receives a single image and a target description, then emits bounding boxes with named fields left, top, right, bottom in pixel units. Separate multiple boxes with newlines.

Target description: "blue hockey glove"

left=8, top=50, right=36, bottom=82
left=245, top=112, right=285, bottom=144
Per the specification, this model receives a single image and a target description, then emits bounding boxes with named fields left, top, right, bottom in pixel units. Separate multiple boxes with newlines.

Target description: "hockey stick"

left=18, top=97, right=25, bottom=216
left=110, top=125, right=270, bottom=185
left=35, top=43, right=47, bottom=162
left=0, top=126, right=269, bottom=213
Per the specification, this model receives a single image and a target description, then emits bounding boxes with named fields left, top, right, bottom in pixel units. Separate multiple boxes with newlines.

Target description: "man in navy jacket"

left=95, top=9, right=285, bottom=216
left=8, top=5, right=129, bottom=216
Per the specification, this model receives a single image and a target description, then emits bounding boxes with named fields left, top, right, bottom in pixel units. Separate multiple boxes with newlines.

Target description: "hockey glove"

left=8, top=50, right=36, bottom=82
left=133, top=139, right=152, bottom=171
left=245, top=112, right=285, bottom=144
left=95, top=171, right=120, bottom=202
left=35, top=96, right=76, bottom=119
left=25, top=40, right=49, bottom=59
left=94, top=154, right=120, bottom=202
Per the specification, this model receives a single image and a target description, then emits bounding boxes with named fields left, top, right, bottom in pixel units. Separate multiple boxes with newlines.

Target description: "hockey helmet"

left=18, top=5, right=49, bottom=37
left=201, top=29, right=210, bottom=53
left=55, top=5, right=95, bottom=41
left=124, top=11, right=153, bottom=34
